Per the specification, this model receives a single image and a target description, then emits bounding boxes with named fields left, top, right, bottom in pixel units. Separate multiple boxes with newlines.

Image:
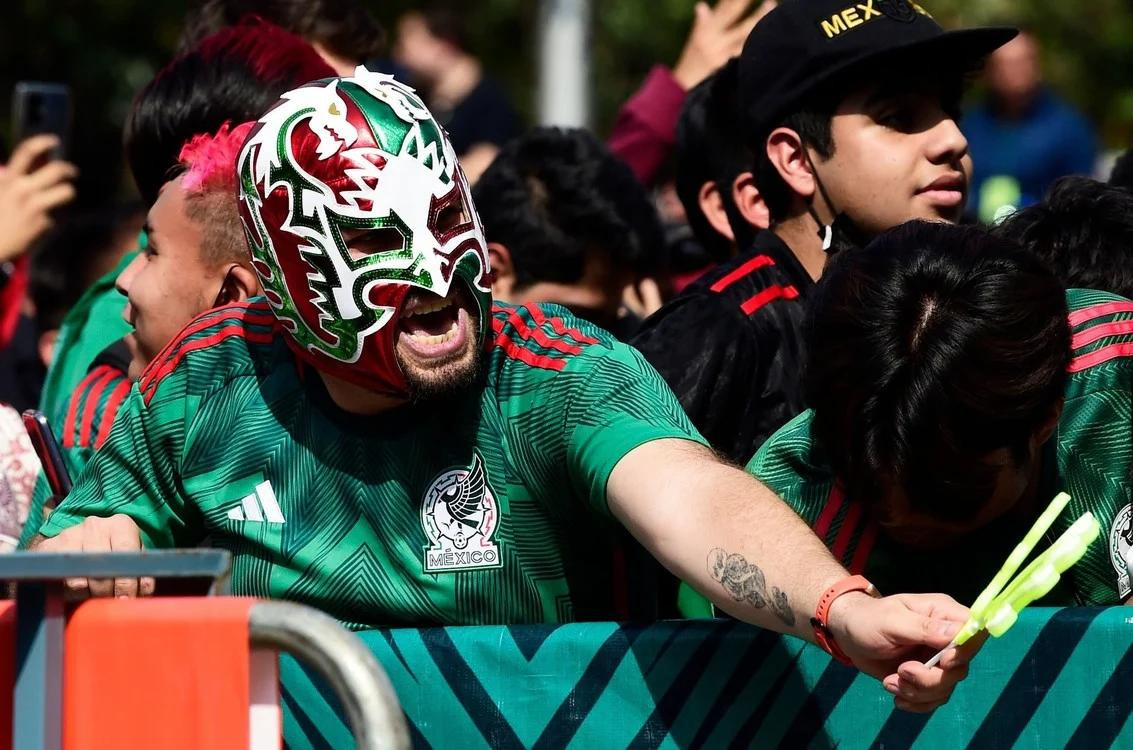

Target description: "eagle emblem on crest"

left=421, top=451, right=502, bottom=573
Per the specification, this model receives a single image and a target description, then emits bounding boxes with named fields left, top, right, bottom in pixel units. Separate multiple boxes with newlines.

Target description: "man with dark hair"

left=673, top=59, right=768, bottom=276
left=20, top=124, right=263, bottom=546
left=634, top=0, right=1014, bottom=464
left=128, top=18, right=337, bottom=206
left=474, top=127, right=663, bottom=338
left=750, top=220, right=1133, bottom=606
left=29, top=23, right=335, bottom=542
left=393, top=3, right=520, bottom=182
left=31, top=74, right=978, bottom=713
left=997, top=176, right=1133, bottom=300
left=41, top=21, right=334, bottom=423
left=180, top=0, right=386, bottom=75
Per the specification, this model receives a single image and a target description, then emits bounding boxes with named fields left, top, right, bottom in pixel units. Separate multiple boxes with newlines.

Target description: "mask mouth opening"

left=396, top=279, right=477, bottom=349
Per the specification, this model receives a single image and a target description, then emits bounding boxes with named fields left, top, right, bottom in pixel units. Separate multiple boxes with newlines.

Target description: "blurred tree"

left=3, top=0, right=1132, bottom=203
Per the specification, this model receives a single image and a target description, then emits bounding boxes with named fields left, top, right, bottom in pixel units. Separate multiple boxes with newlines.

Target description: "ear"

left=1033, top=398, right=1064, bottom=447
left=732, top=172, right=771, bottom=231
left=487, top=242, right=517, bottom=301
left=212, top=263, right=262, bottom=308
left=697, top=181, right=735, bottom=243
left=37, top=330, right=58, bottom=370
left=765, top=127, right=816, bottom=204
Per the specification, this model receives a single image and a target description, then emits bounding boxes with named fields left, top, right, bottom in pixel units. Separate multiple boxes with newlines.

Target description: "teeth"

left=405, top=298, right=452, bottom=317
left=407, top=321, right=459, bottom=345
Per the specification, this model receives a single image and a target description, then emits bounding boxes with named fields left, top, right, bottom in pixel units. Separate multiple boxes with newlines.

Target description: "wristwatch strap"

left=810, top=574, right=879, bottom=665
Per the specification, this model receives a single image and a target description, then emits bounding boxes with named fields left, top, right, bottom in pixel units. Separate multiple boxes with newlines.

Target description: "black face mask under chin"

left=810, top=210, right=871, bottom=256
left=804, top=150, right=870, bottom=256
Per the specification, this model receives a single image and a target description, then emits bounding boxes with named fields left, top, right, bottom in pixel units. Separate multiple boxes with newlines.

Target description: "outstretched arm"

left=608, top=438, right=980, bottom=712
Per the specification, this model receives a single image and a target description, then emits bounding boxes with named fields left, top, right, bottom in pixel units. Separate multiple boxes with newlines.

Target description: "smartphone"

left=11, top=82, right=71, bottom=160
left=22, top=410, right=72, bottom=505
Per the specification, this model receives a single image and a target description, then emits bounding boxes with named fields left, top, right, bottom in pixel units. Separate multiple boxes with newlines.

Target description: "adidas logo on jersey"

left=226, top=481, right=286, bottom=524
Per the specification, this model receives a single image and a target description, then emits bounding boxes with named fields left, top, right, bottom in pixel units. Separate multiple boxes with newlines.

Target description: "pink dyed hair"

left=178, top=120, right=255, bottom=193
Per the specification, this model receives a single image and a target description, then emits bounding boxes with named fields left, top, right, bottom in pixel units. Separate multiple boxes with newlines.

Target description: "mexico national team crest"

left=421, top=452, right=502, bottom=573
left=1109, top=503, right=1132, bottom=599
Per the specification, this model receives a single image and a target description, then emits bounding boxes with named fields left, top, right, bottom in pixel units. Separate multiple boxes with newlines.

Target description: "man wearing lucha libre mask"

left=33, top=71, right=978, bottom=712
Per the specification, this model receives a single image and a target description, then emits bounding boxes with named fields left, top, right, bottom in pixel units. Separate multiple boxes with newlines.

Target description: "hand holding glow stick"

left=923, top=493, right=1098, bottom=668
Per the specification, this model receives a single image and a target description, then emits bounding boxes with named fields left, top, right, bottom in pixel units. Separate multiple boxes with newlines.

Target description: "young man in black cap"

left=633, top=0, right=1015, bottom=465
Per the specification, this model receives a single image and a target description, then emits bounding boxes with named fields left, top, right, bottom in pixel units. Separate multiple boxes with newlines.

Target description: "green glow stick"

left=969, top=491, right=1072, bottom=623
left=983, top=513, right=1100, bottom=637
left=944, top=492, right=1072, bottom=650
left=923, top=493, right=1092, bottom=668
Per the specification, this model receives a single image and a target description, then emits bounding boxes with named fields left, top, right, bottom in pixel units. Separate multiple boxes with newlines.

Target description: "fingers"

left=25, top=159, right=77, bottom=192
left=939, top=631, right=988, bottom=670
left=43, top=515, right=145, bottom=599
left=877, top=594, right=967, bottom=651
left=883, top=658, right=966, bottom=712
left=109, top=516, right=143, bottom=597
left=29, top=181, right=77, bottom=214
left=713, top=0, right=755, bottom=27
left=899, top=592, right=971, bottom=625
left=637, top=278, right=663, bottom=316
left=6, top=135, right=61, bottom=176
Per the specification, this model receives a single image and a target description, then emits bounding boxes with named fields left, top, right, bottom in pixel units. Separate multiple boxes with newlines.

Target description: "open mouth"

left=397, top=285, right=473, bottom=360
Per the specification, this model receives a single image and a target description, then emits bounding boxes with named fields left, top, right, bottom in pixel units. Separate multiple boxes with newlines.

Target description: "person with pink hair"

left=27, top=21, right=336, bottom=546
left=21, top=122, right=262, bottom=544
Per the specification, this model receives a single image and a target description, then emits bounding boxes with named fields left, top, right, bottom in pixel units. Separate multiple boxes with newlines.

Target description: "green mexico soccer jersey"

left=748, top=289, right=1133, bottom=606
left=39, top=300, right=705, bottom=628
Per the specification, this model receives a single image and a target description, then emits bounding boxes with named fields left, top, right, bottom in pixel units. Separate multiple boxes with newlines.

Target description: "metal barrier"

left=0, top=550, right=408, bottom=750
left=249, top=601, right=408, bottom=750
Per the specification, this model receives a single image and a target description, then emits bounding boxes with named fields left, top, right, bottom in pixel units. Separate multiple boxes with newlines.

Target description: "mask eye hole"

left=434, top=202, right=467, bottom=234
left=343, top=227, right=405, bottom=261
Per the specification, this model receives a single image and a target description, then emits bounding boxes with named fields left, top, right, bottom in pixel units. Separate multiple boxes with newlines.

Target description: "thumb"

left=884, top=606, right=962, bottom=650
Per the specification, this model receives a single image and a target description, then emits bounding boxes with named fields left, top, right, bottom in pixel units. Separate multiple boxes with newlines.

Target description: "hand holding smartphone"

left=0, top=82, right=77, bottom=262
left=22, top=410, right=71, bottom=508
left=11, top=82, right=71, bottom=161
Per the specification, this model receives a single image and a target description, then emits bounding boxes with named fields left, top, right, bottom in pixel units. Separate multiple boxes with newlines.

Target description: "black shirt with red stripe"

left=632, top=230, right=814, bottom=464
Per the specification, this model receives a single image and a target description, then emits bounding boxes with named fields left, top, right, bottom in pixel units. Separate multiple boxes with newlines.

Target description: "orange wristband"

left=810, top=574, right=879, bottom=665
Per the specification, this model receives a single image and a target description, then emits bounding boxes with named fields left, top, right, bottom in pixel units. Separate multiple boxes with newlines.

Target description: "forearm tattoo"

left=708, top=547, right=796, bottom=627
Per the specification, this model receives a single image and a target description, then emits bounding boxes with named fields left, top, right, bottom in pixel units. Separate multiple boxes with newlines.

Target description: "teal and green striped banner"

left=282, top=608, right=1132, bottom=748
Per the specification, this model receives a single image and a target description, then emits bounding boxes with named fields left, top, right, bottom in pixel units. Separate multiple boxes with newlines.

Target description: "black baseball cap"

left=738, top=0, right=1016, bottom=142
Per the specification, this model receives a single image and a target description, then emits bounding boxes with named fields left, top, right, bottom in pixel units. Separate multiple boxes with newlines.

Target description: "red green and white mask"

left=236, top=69, right=491, bottom=395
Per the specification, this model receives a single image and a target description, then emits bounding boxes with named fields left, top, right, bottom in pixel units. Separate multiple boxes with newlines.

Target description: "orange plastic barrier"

left=62, top=597, right=277, bottom=750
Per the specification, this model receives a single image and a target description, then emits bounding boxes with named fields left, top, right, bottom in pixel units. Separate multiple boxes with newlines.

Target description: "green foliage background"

left=2, top=0, right=1131, bottom=204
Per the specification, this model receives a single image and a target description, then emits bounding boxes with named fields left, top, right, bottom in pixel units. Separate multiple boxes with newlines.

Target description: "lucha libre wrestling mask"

left=236, top=68, right=491, bottom=396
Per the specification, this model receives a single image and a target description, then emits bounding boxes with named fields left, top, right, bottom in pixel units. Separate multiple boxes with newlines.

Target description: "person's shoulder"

left=60, top=358, right=131, bottom=452
left=136, top=298, right=279, bottom=406
left=747, top=409, right=819, bottom=476
left=639, top=243, right=805, bottom=350
left=746, top=410, right=836, bottom=523
left=1065, top=289, right=1133, bottom=385
left=487, top=302, right=616, bottom=380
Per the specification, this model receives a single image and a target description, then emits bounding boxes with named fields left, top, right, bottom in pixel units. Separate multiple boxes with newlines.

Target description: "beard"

left=397, top=311, right=484, bottom=402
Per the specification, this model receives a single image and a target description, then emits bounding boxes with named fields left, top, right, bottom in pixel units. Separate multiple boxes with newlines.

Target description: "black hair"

left=997, top=176, right=1133, bottom=300
left=473, top=127, right=664, bottom=288
left=806, top=221, right=1070, bottom=524
left=29, top=203, right=144, bottom=336
left=180, top=0, right=385, bottom=63
left=416, top=2, right=469, bottom=53
left=124, top=19, right=334, bottom=205
left=1109, top=147, right=1133, bottom=192
left=675, top=59, right=756, bottom=262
